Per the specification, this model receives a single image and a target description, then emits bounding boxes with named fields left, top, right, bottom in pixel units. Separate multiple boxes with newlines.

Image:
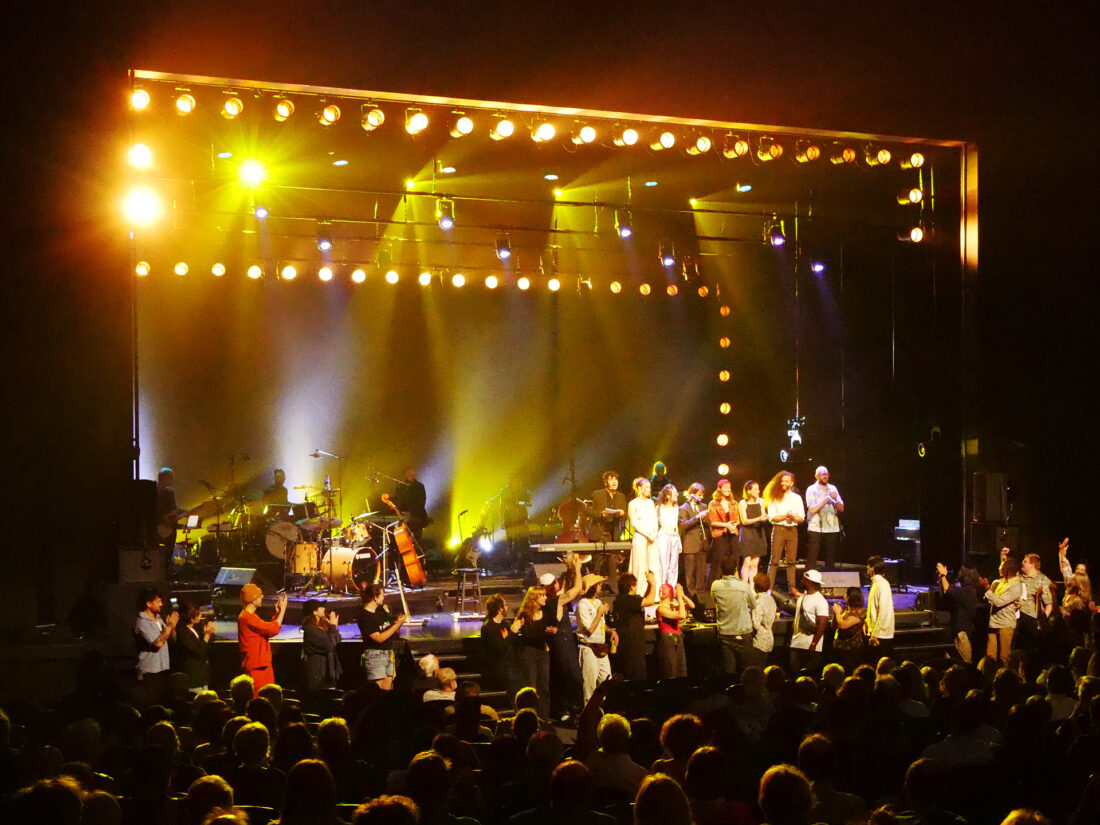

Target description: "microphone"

left=310, top=451, right=321, bottom=458
left=459, top=509, right=469, bottom=516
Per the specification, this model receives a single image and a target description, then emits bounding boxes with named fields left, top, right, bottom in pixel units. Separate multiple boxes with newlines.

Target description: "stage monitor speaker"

left=819, top=570, right=862, bottom=598
left=212, top=567, right=257, bottom=618
left=972, top=472, right=1008, bottom=523
left=527, top=562, right=567, bottom=587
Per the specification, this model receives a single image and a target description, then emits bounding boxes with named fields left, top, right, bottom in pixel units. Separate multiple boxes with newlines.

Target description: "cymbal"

left=206, top=521, right=238, bottom=533
left=298, top=516, right=344, bottom=531
left=354, top=511, right=379, bottom=521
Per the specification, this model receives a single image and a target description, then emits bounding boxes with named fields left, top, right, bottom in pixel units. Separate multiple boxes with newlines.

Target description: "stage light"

left=212, top=263, right=226, bottom=277
left=450, top=115, right=474, bottom=137
left=553, top=188, right=564, bottom=199
left=385, top=270, right=400, bottom=284
left=576, top=276, right=593, bottom=293
left=779, top=449, right=790, bottom=463
left=135, top=261, right=150, bottom=277
left=795, top=141, right=821, bottom=163
left=495, top=234, right=512, bottom=260
left=217, top=150, right=233, bottom=159
left=544, top=173, right=559, bottom=181
left=128, top=143, right=152, bottom=168
left=221, top=95, right=244, bottom=119
left=811, top=261, right=826, bottom=274
left=280, top=264, right=297, bottom=280
left=248, top=265, right=263, bottom=280
left=719, top=370, right=730, bottom=382
left=736, top=182, right=753, bottom=193
left=650, top=131, right=676, bottom=150
left=318, top=103, right=341, bottom=125
left=318, top=266, right=333, bottom=282
left=490, top=117, right=514, bottom=140
left=764, top=217, right=786, bottom=247
left=123, top=186, right=162, bottom=226
left=717, top=434, right=729, bottom=447
left=720, top=402, right=731, bottom=414
left=901, top=151, right=925, bottom=169
left=898, top=187, right=924, bottom=205
left=240, top=160, right=266, bottom=186
left=531, top=121, right=556, bottom=142
left=865, top=145, right=892, bottom=166
left=697, top=286, right=709, bottom=298
left=645, top=180, right=658, bottom=187
left=666, top=284, right=679, bottom=296
left=517, top=276, right=531, bottom=290
left=572, top=124, right=597, bottom=145
left=722, top=135, right=750, bottom=158
left=174, top=262, right=188, bottom=275
left=686, top=134, right=712, bottom=155
left=254, top=205, right=269, bottom=219
left=757, top=136, right=783, bottom=161
left=130, top=87, right=150, bottom=110
left=917, top=442, right=927, bottom=458
left=273, top=98, right=295, bottom=121
left=615, top=209, right=632, bottom=239
left=351, top=268, right=367, bottom=283
left=614, top=127, right=639, bottom=146
left=659, top=244, right=675, bottom=267
left=405, top=179, right=416, bottom=190
left=316, top=229, right=333, bottom=252
left=418, top=271, right=433, bottom=286
left=452, top=273, right=466, bottom=287
left=175, top=93, right=196, bottom=114
left=719, top=336, right=731, bottom=348
left=830, top=144, right=857, bottom=165
left=437, top=162, right=456, bottom=174
left=717, top=463, right=730, bottom=476
left=485, top=275, right=499, bottom=289
left=333, top=159, right=348, bottom=167
left=719, top=304, right=731, bottom=316
left=436, top=198, right=455, bottom=230
left=548, top=278, right=561, bottom=292
left=361, top=105, right=385, bottom=131
left=900, top=225, right=926, bottom=243
left=638, top=283, right=651, bottom=296
left=610, top=281, right=622, bottom=294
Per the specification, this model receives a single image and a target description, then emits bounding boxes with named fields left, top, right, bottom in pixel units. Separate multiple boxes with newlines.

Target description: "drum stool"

left=455, top=568, right=483, bottom=615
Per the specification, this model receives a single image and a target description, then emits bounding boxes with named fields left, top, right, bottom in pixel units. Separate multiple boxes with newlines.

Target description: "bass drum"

left=265, top=521, right=301, bottom=559
left=321, top=545, right=378, bottom=592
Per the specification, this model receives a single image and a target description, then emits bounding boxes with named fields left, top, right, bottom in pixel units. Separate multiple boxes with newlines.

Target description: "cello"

left=381, top=493, right=428, bottom=587
left=555, top=458, right=592, bottom=544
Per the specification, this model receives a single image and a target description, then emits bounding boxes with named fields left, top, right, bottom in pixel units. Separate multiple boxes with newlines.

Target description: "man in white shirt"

left=765, top=471, right=805, bottom=592
left=865, top=556, right=895, bottom=659
left=134, top=587, right=179, bottom=706
left=789, top=569, right=829, bottom=674
left=576, top=574, right=617, bottom=703
left=805, top=466, right=844, bottom=571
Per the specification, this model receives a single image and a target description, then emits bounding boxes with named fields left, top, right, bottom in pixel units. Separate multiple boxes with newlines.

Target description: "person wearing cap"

left=301, top=598, right=342, bottom=693
left=865, top=555, right=895, bottom=658
left=237, top=583, right=288, bottom=694
left=788, top=569, right=829, bottom=674
left=711, top=554, right=757, bottom=674
left=805, top=466, right=844, bottom=572
left=576, top=572, right=617, bottom=703
left=656, top=582, right=694, bottom=679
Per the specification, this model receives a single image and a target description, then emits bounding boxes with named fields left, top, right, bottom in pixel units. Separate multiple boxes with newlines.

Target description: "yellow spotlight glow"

left=718, top=370, right=730, bottom=382
left=123, top=186, right=162, bottom=226
left=609, top=281, right=622, bottom=294
left=248, top=265, right=263, bottom=280
left=135, top=261, right=150, bottom=277
left=318, top=266, right=333, bottom=282
left=450, top=115, right=474, bottom=137
left=901, top=151, right=925, bottom=169
left=484, top=275, right=499, bottom=289
left=361, top=106, right=385, bottom=130
left=717, top=463, right=730, bottom=475
left=866, top=145, right=892, bottom=166
left=517, top=277, right=531, bottom=291
left=548, top=278, right=561, bottom=292
left=639, top=283, right=651, bottom=296
left=319, top=103, right=341, bottom=125
left=719, top=304, right=731, bottom=316
left=174, top=262, right=188, bottom=276
left=830, top=145, right=857, bottom=165
left=719, top=336, right=731, bottom=348
left=666, top=284, right=679, bottom=296
left=418, top=271, right=433, bottom=286
left=795, top=141, right=821, bottom=163
left=757, top=137, right=783, bottom=161
left=720, top=402, right=731, bottom=414
left=491, top=118, right=514, bottom=140
left=222, top=96, right=244, bottom=118
left=905, top=225, right=926, bottom=243
left=212, top=262, right=226, bottom=277
left=532, top=121, right=556, bottom=142
left=130, top=88, right=150, bottom=110
left=406, top=110, right=429, bottom=134
left=240, top=159, right=266, bottom=186
left=351, top=268, right=367, bottom=283
left=281, top=264, right=297, bottom=280
left=651, top=131, right=675, bottom=150
left=553, top=188, right=564, bottom=199
left=723, top=135, right=750, bottom=158
left=385, top=269, right=400, bottom=284
left=451, top=273, right=466, bottom=287
left=614, top=127, right=639, bottom=147
left=899, top=187, right=924, bottom=205
left=273, top=98, right=295, bottom=121
left=573, top=124, right=597, bottom=144
left=697, top=285, right=710, bottom=298
left=717, top=434, right=729, bottom=447
left=686, top=135, right=712, bottom=155
left=175, top=93, right=196, bottom=114
left=128, top=143, right=152, bottom=168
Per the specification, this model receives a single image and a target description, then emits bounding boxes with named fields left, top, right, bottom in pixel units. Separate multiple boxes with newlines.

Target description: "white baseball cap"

left=538, top=573, right=557, bottom=586
left=804, top=569, right=824, bottom=584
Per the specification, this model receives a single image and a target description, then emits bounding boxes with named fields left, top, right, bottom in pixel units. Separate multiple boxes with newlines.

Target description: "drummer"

left=262, top=469, right=289, bottom=505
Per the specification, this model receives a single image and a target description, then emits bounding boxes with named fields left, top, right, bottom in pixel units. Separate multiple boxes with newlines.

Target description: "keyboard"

left=531, top=542, right=632, bottom=554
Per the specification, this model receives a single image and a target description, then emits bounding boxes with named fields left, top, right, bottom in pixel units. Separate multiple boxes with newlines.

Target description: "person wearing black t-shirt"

left=480, top=594, right=519, bottom=695
left=512, top=584, right=556, bottom=720
left=357, top=583, right=406, bottom=690
left=609, top=570, right=659, bottom=680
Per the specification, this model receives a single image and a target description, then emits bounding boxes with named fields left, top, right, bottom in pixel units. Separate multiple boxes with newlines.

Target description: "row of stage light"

left=129, top=84, right=927, bottom=170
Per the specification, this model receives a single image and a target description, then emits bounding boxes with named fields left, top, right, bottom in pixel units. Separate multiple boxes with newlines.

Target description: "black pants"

left=789, top=647, right=822, bottom=676
left=718, top=634, right=752, bottom=675
left=518, top=645, right=551, bottom=720
left=805, top=531, right=840, bottom=571
left=708, top=533, right=737, bottom=587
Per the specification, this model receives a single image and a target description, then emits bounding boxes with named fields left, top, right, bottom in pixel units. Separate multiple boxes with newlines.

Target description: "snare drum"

left=265, top=521, right=301, bottom=559
left=322, top=545, right=377, bottom=592
left=289, top=542, right=319, bottom=574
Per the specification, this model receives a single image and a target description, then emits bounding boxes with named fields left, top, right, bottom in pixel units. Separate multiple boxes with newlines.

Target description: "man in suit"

left=587, top=470, right=628, bottom=587
left=678, top=482, right=710, bottom=598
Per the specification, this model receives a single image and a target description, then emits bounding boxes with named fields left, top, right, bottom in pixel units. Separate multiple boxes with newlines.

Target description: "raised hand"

left=936, top=562, right=948, bottom=577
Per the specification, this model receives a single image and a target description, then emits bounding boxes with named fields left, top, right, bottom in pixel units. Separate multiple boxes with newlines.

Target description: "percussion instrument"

left=288, top=542, right=319, bottom=574
left=265, top=521, right=301, bottom=559
left=321, top=545, right=377, bottom=592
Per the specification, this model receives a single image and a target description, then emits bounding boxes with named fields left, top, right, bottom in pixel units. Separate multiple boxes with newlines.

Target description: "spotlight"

left=404, top=109, right=428, bottom=134
left=811, top=261, right=826, bottom=274
left=318, top=266, right=333, bottom=282
left=418, top=271, right=433, bottom=286
left=548, top=278, right=561, bottom=292
left=613, top=127, right=639, bottom=147
left=787, top=416, right=805, bottom=450
left=122, top=186, right=162, bottom=226
left=351, top=268, right=367, bottom=283
left=666, top=284, right=679, bottom=296
left=900, top=225, right=926, bottom=243
left=650, top=131, right=675, bottom=150
left=658, top=244, right=676, bottom=267
left=490, top=117, right=514, bottom=140
left=609, top=281, right=622, bottom=294
left=531, top=121, right=556, bottom=142
left=830, top=144, right=857, bottom=165
left=485, top=275, right=499, bottom=289
left=572, top=124, right=597, bottom=145
left=779, top=449, right=790, bottom=463
left=717, top=433, right=729, bottom=446
left=757, top=136, right=783, bottom=161
left=722, top=134, right=750, bottom=158
left=901, top=151, right=925, bottom=169
left=697, top=285, right=709, bottom=297
left=385, top=270, right=400, bottom=284
left=719, top=336, right=731, bottom=348
left=639, top=283, right=651, bottom=296
left=254, top=205, right=269, bottom=219
left=135, top=261, right=150, bottom=277
left=576, top=276, right=593, bottom=293
left=273, top=98, right=295, bottom=121
left=898, top=187, right=924, bottom=205
left=212, top=263, right=226, bottom=277
left=686, top=134, right=712, bottom=155
left=318, top=103, right=341, bottom=125
left=361, top=105, right=385, bottom=131
left=174, top=262, right=188, bottom=276
left=248, top=265, right=263, bottom=280
left=720, top=402, right=731, bottom=414
left=719, top=304, right=731, bottom=316
left=128, top=143, right=152, bottom=168
left=477, top=534, right=494, bottom=554
left=175, top=93, right=196, bottom=114
left=717, top=463, right=730, bottom=475
left=917, top=442, right=927, bottom=458
left=316, top=228, right=333, bottom=252
left=865, top=145, right=892, bottom=166
left=451, top=273, right=466, bottom=287
left=281, top=264, right=297, bottom=280
left=221, top=95, right=244, bottom=119
left=450, top=115, right=474, bottom=137
left=240, top=160, right=266, bottom=186
left=517, top=276, right=531, bottom=291
left=795, top=141, right=821, bottom=163
left=736, top=182, right=753, bottom=193
left=764, top=216, right=786, bottom=247
left=130, top=87, right=150, bottom=110
left=435, top=199, right=455, bottom=230
left=495, top=234, right=512, bottom=261
left=614, top=209, right=632, bottom=239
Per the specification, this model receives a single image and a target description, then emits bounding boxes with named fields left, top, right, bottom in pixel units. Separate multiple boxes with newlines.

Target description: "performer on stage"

left=764, top=471, right=804, bottom=592
left=650, top=462, right=673, bottom=499
left=392, top=466, right=431, bottom=542
left=1016, top=553, right=1054, bottom=660
left=587, top=471, right=629, bottom=584
left=655, top=485, right=682, bottom=588
left=358, top=583, right=406, bottom=691
left=512, top=584, right=556, bottom=721
left=981, top=556, right=1022, bottom=665
left=261, top=469, right=289, bottom=505
left=238, top=583, right=288, bottom=694
left=656, top=583, right=694, bottom=679
left=628, top=478, right=659, bottom=613
left=155, top=467, right=179, bottom=561
left=865, top=556, right=895, bottom=658
left=301, top=599, right=342, bottom=693
left=805, top=466, right=844, bottom=571
left=480, top=595, right=519, bottom=696
left=738, top=480, right=768, bottom=582
left=678, top=482, right=710, bottom=597
left=707, top=479, right=738, bottom=588
left=576, top=573, right=616, bottom=704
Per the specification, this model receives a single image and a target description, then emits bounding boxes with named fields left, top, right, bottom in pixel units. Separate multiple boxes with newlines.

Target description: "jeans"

left=718, top=634, right=752, bottom=674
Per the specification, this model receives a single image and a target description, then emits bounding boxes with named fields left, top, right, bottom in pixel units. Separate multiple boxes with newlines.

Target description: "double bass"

left=556, top=458, right=591, bottom=544
left=381, top=494, right=427, bottom=587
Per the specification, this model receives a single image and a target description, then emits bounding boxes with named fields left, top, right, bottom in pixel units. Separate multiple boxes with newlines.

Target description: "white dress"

left=628, top=497, right=659, bottom=600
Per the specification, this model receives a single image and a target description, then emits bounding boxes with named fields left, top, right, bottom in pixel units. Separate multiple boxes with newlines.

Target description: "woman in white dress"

left=655, top=484, right=682, bottom=588
left=628, top=478, right=659, bottom=607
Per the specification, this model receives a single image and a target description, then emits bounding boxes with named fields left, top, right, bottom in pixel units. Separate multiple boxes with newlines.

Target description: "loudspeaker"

left=119, top=479, right=158, bottom=549
left=118, top=547, right=165, bottom=583
left=527, top=562, right=567, bottom=587
left=819, top=570, right=862, bottom=598
left=972, top=472, right=1008, bottom=523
